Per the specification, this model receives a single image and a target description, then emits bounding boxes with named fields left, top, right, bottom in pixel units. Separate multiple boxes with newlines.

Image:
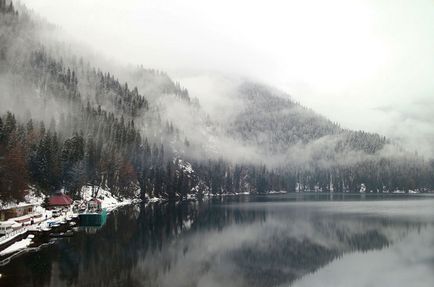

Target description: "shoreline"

left=0, top=188, right=432, bottom=265
left=0, top=186, right=144, bottom=264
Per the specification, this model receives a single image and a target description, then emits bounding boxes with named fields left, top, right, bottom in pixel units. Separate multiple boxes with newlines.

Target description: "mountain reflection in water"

left=1, top=194, right=433, bottom=287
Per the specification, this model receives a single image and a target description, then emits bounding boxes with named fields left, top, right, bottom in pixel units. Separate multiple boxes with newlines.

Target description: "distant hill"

left=228, top=81, right=387, bottom=156
left=0, top=1, right=432, bottom=203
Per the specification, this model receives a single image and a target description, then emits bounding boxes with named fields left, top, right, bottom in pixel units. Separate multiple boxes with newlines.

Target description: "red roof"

left=49, top=194, right=73, bottom=206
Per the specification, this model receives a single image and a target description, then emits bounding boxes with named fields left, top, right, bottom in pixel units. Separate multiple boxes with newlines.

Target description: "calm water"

left=1, top=193, right=434, bottom=287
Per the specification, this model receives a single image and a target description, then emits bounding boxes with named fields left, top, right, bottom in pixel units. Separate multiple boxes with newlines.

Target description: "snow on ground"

left=141, top=193, right=164, bottom=204
left=0, top=187, right=45, bottom=209
left=0, top=235, right=33, bottom=256
left=205, top=190, right=287, bottom=197
left=0, top=186, right=144, bottom=254
left=177, top=159, right=194, bottom=175
left=268, top=190, right=288, bottom=194
left=149, top=197, right=161, bottom=203
left=24, top=188, right=45, bottom=206
left=207, top=191, right=251, bottom=197
left=80, top=186, right=141, bottom=212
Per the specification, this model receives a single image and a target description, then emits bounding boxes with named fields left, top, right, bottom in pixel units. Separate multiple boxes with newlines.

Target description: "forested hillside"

left=230, top=82, right=388, bottom=155
left=0, top=2, right=191, bottom=202
left=0, top=1, right=432, bottom=204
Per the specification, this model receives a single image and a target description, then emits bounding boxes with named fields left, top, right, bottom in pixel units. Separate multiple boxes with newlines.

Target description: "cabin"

left=48, top=194, right=73, bottom=209
left=87, top=198, right=102, bottom=212
left=0, top=204, right=35, bottom=221
left=79, top=198, right=107, bottom=227
left=12, top=214, right=34, bottom=226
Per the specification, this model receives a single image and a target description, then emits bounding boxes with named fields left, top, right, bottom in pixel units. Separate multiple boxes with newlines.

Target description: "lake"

left=1, top=193, right=433, bottom=287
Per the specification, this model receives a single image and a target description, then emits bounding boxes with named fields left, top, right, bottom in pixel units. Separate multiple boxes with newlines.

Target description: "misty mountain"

left=227, top=81, right=387, bottom=155
left=0, top=1, right=432, bottom=204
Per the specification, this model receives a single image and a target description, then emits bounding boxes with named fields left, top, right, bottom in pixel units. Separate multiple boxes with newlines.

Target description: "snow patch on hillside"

left=0, top=187, right=45, bottom=209
left=80, top=186, right=141, bottom=211
left=175, top=157, right=210, bottom=196
left=177, top=159, right=194, bottom=174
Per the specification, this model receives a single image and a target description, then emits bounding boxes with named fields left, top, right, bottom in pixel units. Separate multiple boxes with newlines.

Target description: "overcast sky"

left=22, top=0, right=434, bottom=157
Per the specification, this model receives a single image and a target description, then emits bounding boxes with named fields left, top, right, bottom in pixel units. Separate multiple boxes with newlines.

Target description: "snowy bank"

left=0, top=187, right=45, bottom=210
left=0, top=235, right=33, bottom=256
left=80, top=186, right=141, bottom=212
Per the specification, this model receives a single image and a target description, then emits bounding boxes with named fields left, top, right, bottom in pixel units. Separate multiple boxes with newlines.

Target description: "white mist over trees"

left=0, top=2, right=433, bottom=203
left=21, top=0, right=434, bottom=159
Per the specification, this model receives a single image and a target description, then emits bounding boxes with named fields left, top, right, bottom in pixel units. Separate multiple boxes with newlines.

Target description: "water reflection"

left=0, top=195, right=433, bottom=287
left=290, top=226, right=434, bottom=287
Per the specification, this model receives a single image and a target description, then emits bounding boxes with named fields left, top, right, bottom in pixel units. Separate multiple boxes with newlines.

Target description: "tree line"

left=0, top=1, right=433, bottom=204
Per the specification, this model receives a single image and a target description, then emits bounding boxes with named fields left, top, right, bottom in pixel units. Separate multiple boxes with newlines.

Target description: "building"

left=48, top=194, right=73, bottom=208
left=79, top=198, right=106, bottom=227
left=0, top=204, right=35, bottom=221
left=87, top=198, right=103, bottom=211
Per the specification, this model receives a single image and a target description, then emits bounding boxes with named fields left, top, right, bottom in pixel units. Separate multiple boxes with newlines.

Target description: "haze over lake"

left=1, top=1, right=433, bottom=286
left=1, top=194, right=433, bottom=287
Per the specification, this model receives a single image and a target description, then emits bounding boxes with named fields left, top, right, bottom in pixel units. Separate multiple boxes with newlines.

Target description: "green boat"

left=79, top=199, right=107, bottom=227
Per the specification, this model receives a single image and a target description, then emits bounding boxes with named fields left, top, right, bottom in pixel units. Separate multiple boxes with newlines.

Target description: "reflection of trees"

left=0, top=245, right=53, bottom=287
left=228, top=223, right=392, bottom=287
left=68, top=202, right=200, bottom=286
left=0, top=199, right=430, bottom=287
left=227, top=214, right=424, bottom=287
left=231, top=237, right=338, bottom=287
left=194, top=200, right=267, bottom=231
left=0, top=202, right=200, bottom=287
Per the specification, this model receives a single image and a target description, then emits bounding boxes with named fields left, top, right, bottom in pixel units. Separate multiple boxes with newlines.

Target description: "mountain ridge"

left=0, top=2, right=432, bottom=204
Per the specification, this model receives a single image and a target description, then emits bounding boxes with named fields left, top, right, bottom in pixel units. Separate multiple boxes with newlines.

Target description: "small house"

left=48, top=194, right=73, bottom=208
left=12, top=214, right=34, bottom=226
left=87, top=198, right=102, bottom=211
left=0, top=204, right=35, bottom=221
left=79, top=198, right=107, bottom=226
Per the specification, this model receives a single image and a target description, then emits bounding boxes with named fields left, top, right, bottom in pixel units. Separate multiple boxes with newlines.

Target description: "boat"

left=78, top=199, right=107, bottom=227
left=0, top=221, right=15, bottom=235
left=47, top=221, right=60, bottom=228
left=41, top=226, right=51, bottom=232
